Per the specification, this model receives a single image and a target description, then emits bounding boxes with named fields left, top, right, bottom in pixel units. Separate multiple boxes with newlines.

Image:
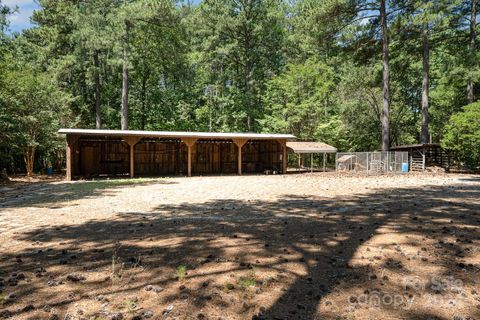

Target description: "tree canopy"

left=0, top=0, right=479, bottom=173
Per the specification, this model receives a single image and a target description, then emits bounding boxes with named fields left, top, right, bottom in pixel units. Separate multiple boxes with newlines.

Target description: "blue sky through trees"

left=4, top=0, right=201, bottom=33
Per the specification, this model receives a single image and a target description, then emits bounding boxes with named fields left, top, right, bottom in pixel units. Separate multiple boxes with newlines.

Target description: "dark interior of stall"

left=73, top=136, right=283, bottom=178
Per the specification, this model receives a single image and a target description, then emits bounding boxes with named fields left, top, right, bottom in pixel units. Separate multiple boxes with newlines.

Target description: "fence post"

left=366, top=152, right=369, bottom=175
left=335, top=153, right=338, bottom=173
left=323, top=153, right=326, bottom=172
left=387, top=152, right=389, bottom=173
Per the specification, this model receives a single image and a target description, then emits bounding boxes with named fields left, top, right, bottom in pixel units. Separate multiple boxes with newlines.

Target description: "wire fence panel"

left=336, top=152, right=409, bottom=175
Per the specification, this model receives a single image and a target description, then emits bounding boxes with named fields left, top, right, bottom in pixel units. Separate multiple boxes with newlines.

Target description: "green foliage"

left=237, top=276, right=256, bottom=290
left=442, top=103, right=480, bottom=169
left=261, top=60, right=335, bottom=138
left=176, top=264, right=187, bottom=281
left=0, top=40, right=71, bottom=172
left=0, top=0, right=479, bottom=172
left=192, top=0, right=286, bottom=131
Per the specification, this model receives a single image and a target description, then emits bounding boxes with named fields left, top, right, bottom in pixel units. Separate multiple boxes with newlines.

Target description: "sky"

left=4, top=0, right=40, bottom=33
left=4, top=0, right=202, bottom=34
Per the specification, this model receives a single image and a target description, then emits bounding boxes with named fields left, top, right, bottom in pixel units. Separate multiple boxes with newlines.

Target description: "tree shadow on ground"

left=0, top=181, right=479, bottom=319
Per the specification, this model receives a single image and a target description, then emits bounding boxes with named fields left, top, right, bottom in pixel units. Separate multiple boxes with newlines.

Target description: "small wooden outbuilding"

left=390, top=143, right=449, bottom=172
left=58, top=129, right=295, bottom=180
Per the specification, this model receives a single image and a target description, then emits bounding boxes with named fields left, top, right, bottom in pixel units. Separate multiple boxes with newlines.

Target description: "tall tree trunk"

left=467, top=0, right=477, bottom=103
left=380, top=0, right=390, bottom=151
left=140, top=75, right=147, bottom=131
left=94, top=50, right=101, bottom=129
left=24, top=146, right=35, bottom=177
left=420, top=22, right=430, bottom=144
left=245, top=63, right=252, bottom=131
left=121, top=21, right=130, bottom=130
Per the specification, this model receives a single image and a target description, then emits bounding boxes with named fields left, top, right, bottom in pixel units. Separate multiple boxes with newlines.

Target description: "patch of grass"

left=177, top=264, right=187, bottom=281
left=0, top=293, right=4, bottom=304
left=66, top=178, right=162, bottom=194
left=237, top=276, right=256, bottom=290
left=236, top=269, right=257, bottom=291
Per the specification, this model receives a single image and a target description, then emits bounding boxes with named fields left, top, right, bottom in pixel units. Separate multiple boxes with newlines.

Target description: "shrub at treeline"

left=0, top=0, right=479, bottom=175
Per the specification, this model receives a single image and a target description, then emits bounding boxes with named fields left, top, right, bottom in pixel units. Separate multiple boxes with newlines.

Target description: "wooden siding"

left=134, top=139, right=186, bottom=176
left=242, top=140, right=282, bottom=173
left=69, top=136, right=285, bottom=179
left=192, top=140, right=238, bottom=174
left=78, top=138, right=130, bottom=176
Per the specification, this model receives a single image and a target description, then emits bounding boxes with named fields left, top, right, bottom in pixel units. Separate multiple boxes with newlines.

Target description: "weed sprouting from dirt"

left=66, top=178, right=162, bottom=194
left=237, top=276, right=256, bottom=290
left=239, top=268, right=257, bottom=289
left=224, top=282, right=235, bottom=292
left=111, top=245, right=124, bottom=285
left=177, top=264, right=187, bottom=281
left=124, top=298, right=137, bottom=313
left=237, top=270, right=257, bottom=291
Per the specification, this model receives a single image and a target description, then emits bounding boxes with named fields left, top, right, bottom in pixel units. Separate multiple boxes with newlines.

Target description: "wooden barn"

left=58, top=129, right=295, bottom=180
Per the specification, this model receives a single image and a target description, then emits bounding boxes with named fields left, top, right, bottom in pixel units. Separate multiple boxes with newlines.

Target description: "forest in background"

left=0, top=0, right=479, bottom=175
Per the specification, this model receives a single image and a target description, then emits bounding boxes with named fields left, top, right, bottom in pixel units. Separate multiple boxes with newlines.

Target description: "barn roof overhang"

left=58, top=128, right=296, bottom=141
left=286, top=141, right=337, bottom=154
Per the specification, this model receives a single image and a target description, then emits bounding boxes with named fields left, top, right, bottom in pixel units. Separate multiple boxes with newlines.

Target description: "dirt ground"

left=0, top=173, right=479, bottom=320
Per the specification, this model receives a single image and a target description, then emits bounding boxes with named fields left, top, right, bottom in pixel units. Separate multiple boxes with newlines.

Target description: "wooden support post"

left=66, top=135, right=79, bottom=181
left=66, top=138, right=72, bottom=181
left=123, top=136, right=142, bottom=178
left=182, top=138, right=198, bottom=177
left=233, top=138, right=248, bottom=175
left=276, top=139, right=287, bottom=174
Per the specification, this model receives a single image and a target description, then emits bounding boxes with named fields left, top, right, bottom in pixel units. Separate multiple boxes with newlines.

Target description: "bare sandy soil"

left=0, top=173, right=479, bottom=320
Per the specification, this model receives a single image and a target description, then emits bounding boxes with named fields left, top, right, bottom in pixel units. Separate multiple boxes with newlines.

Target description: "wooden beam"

left=233, top=138, right=248, bottom=175
left=66, top=135, right=79, bottom=181
left=123, top=136, right=142, bottom=178
left=182, top=138, right=198, bottom=177
left=123, top=136, right=142, bottom=147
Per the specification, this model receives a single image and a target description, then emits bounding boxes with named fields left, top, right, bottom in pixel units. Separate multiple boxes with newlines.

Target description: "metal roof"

left=58, top=128, right=296, bottom=140
left=337, top=154, right=356, bottom=162
left=286, top=141, right=337, bottom=154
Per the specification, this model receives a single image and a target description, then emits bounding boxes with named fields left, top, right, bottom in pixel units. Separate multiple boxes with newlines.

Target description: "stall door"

left=81, top=146, right=97, bottom=175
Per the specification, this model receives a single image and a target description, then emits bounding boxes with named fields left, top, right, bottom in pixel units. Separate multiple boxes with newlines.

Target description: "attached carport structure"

left=286, top=141, right=337, bottom=172
left=58, top=129, right=295, bottom=180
